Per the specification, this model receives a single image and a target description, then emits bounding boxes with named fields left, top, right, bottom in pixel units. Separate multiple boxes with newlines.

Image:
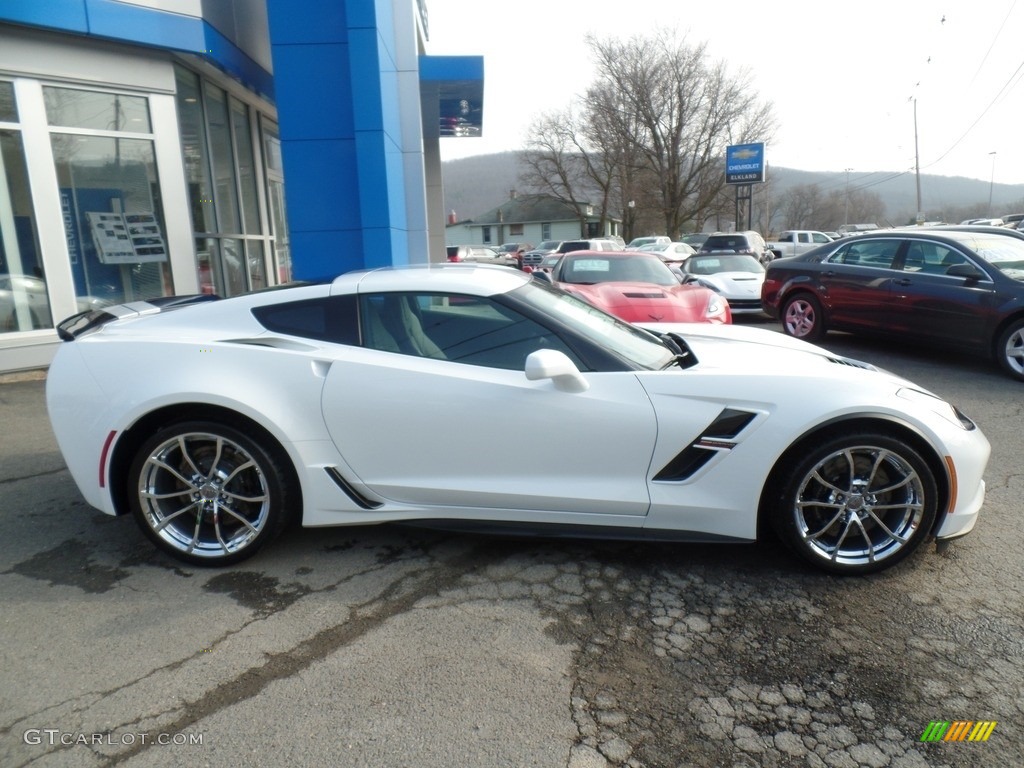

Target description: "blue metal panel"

left=344, top=0, right=381, bottom=30
left=290, top=230, right=364, bottom=280
left=201, top=24, right=276, bottom=100
left=272, top=44, right=354, bottom=140
left=363, top=227, right=400, bottom=268
left=265, top=0, right=347, bottom=44
left=419, top=55, right=484, bottom=83
left=283, top=139, right=361, bottom=232
left=352, top=131, right=392, bottom=230
left=86, top=0, right=206, bottom=51
left=1, top=0, right=274, bottom=101
left=347, top=27, right=384, bottom=134
left=0, top=0, right=88, bottom=32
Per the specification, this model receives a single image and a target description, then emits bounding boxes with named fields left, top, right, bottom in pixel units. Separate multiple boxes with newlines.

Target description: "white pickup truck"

left=766, top=230, right=834, bottom=260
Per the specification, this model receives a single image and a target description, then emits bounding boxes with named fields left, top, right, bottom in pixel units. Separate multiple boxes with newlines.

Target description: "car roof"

left=907, top=224, right=1024, bottom=241
left=331, top=263, right=531, bottom=297
left=561, top=250, right=660, bottom=259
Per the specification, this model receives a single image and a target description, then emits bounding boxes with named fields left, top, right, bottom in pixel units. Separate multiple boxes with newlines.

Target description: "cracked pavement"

left=1, top=328, right=1022, bottom=767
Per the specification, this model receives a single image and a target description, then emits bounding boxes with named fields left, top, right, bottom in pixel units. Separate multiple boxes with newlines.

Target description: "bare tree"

left=585, top=31, right=777, bottom=239
left=777, top=183, right=824, bottom=230
left=519, top=110, right=593, bottom=235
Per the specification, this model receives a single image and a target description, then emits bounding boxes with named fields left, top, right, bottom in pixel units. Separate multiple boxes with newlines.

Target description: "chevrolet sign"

left=726, top=143, right=766, bottom=184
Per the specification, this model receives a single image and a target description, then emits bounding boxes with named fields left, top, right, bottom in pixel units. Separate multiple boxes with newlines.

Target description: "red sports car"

left=546, top=250, right=731, bottom=324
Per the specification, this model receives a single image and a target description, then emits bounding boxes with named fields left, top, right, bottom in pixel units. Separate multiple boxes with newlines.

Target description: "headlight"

left=706, top=294, right=726, bottom=316
left=897, top=387, right=976, bottom=430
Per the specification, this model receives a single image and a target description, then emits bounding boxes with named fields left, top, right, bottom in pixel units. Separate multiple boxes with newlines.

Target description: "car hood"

left=696, top=271, right=764, bottom=297
left=638, top=322, right=914, bottom=386
left=561, top=281, right=713, bottom=323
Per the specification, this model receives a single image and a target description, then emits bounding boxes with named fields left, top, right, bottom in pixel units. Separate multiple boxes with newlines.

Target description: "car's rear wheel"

left=781, top=293, right=824, bottom=342
left=996, top=319, right=1024, bottom=381
left=770, top=432, right=937, bottom=575
left=128, top=421, right=295, bottom=566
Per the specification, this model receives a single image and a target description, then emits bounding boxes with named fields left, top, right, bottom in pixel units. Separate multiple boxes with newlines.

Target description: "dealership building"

left=0, top=0, right=482, bottom=372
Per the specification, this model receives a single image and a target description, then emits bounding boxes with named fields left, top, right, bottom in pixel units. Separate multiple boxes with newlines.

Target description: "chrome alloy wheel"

left=792, top=445, right=926, bottom=568
left=137, top=432, right=271, bottom=559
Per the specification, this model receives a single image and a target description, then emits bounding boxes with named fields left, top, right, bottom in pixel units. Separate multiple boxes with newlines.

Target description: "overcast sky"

left=426, top=0, right=1024, bottom=188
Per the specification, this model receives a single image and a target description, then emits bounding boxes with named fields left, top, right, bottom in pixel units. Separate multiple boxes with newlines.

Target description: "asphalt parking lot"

left=1, top=322, right=1022, bottom=768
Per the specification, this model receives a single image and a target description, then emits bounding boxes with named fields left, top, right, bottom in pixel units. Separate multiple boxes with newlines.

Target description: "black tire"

left=995, top=319, right=1024, bottom=382
left=769, top=432, right=937, bottom=575
left=781, top=293, right=825, bottom=342
left=127, top=420, right=296, bottom=566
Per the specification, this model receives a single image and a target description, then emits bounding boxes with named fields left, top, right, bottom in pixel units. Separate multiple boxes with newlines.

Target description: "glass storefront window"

left=231, top=97, right=261, bottom=235
left=0, top=82, right=17, bottom=122
left=205, top=85, right=241, bottom=234
left=176, top=67, right=216, bottom=235
left=174, top=66, right=290, bottom=295
left=50, top=130, right=171, bottom=306
left=246, top=240, right=267, bottom=291
left=1, top=121, right=49, bottom=333
left=44, top=87, right=151, bottom=133
left=196, top=236, right=247, bottom=296
left=263, top=121, right=292, bottom=284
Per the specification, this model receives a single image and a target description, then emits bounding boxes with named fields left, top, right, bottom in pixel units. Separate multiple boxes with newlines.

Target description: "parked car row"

left=762, top=225, right=1024, bottom=381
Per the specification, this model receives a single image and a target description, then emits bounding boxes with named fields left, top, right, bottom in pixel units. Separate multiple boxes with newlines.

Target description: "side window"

left=359, top=292, right=581, bottom=370
left=252, top=295, right=359, bottom=344
left=779, top=233, right=793, bottom=243
left=798, top=233, right=810, bottom=243
left=830, top=240, right=900, bottom=269
left=812, top=233, right=831, bottom=243
left=929, top=244, right=967, bottom=274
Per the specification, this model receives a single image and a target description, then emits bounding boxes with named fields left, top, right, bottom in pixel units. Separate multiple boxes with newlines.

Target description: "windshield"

left=536, top=241, right=560, bottom=250
left=559, top=254, right=678, bottom=286
left=511, top=281, right=674, bottom=370
left=957, top=235, right=1024, bottom=281
left=685, top=254, right=764, bottom=275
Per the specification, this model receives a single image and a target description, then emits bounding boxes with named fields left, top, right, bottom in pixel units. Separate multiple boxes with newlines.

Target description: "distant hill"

left=442, top=152, right=1024, bottom=226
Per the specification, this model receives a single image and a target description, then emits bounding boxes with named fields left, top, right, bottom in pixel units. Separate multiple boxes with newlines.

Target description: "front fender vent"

left=654, top=408, right=757, bottom=482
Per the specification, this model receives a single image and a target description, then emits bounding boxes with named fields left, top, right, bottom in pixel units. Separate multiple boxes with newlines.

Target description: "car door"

left=817, top=237, right=904, bottom=331
left=320, top=291, right=657, bottom=517
left=889, top=240, right=995, bottom=349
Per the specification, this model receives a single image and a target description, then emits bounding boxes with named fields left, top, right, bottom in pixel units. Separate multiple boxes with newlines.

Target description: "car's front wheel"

left=996, top=319, right=1024, bottom=381
left=128, top=421, right=296, bottom=566
left=781, top=293, right=825, bottom=342
left=770, top=432, right=937, bottom=575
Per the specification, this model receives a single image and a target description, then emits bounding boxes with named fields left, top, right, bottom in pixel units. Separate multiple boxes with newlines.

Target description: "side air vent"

left=654, top=408, right=757, bottom=482
left=827, top=356, right=877, bottom=371
left=324, top=467, right=382, bottom=509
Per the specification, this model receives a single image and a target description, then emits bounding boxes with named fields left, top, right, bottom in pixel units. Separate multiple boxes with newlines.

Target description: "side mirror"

left=524, top=349, right=589, bottom=393
left=532, top=271, right=553, bottom=284
left=945, top=263, right=984, bottom=281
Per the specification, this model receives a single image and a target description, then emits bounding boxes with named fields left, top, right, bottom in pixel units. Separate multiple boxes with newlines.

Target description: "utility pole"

left=988, top=151, right=997, bottom=215
left=844, top=168, right=852, bottom=226
left=913, top=98, right=923, bottom=223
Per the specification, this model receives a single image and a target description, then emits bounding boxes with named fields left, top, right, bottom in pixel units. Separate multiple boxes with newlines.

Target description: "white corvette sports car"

left=46, top=265, right=990, bottom=574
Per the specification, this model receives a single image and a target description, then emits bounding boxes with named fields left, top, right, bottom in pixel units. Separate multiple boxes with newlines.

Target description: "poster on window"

left=86, top=212, right=168, bottom=264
